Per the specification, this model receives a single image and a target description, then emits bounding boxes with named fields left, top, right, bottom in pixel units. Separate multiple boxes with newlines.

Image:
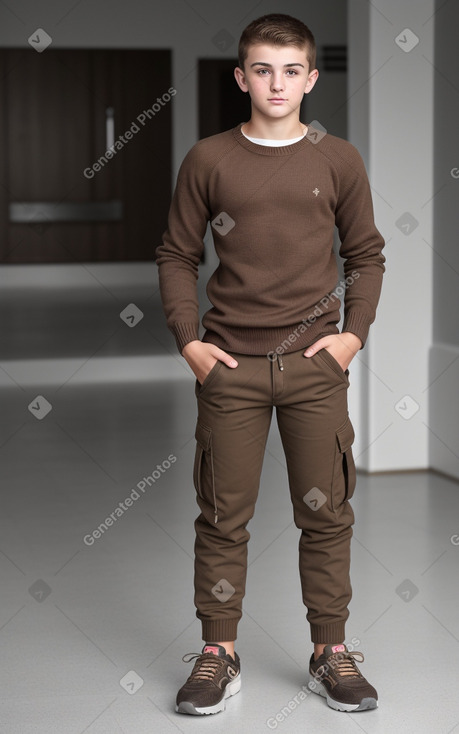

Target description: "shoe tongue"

left=202, top=644, right=227, bottom=657
left=324, top=643, right=347, bottom=657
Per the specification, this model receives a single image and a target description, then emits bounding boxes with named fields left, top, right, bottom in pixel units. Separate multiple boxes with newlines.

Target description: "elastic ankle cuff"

left=201, top=618, right=238, bottom=642
left=310, top=622, right=346, bottom=644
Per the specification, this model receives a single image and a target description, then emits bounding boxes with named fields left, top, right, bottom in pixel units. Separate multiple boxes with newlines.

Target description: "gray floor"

left=1, top=281, right=459, bottom=733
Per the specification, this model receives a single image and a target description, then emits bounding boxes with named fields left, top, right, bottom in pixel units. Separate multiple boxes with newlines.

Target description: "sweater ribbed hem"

left=201, top=313, right=340, bottom=357
left=309, top=621, right=347, bottom=644
left=201, top=618, right=240, bottom=643
left=172, top=311, right=373, bottom=356
left=172, top=322, right=200, bottom=354
left=342, top=312, right=374, bottom=349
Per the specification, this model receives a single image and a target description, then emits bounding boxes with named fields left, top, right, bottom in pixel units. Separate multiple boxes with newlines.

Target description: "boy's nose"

left=270, top=76, right=284, bottom=92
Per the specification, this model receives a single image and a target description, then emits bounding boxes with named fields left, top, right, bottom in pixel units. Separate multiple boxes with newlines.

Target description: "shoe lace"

left=330, top=650, right=365, bottom=679
left=181, top=652, right=224, bottom=682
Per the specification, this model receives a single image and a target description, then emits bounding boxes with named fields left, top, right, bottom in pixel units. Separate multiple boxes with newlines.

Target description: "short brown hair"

left=238, top=13, right=316, bottom=72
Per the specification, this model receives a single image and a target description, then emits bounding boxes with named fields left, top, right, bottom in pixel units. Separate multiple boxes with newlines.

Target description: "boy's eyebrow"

left=250, top=62, right=305, bottom=68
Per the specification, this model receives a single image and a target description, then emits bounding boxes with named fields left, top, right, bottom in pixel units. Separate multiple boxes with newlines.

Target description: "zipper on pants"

left=271, top=352, right=284, bottom=400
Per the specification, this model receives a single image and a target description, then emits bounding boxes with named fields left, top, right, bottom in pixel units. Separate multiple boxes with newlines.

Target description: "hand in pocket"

left=303, top=332, right=362, bottom=372
left=182, top=340, right=238, bottom=384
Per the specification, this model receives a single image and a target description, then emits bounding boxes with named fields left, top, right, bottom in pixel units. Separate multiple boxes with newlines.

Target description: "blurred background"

left=0, top=1, right=458, bottom=733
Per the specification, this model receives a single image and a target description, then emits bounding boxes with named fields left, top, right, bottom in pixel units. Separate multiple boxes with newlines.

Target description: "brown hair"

left=238, top=13, right=316, bottom=72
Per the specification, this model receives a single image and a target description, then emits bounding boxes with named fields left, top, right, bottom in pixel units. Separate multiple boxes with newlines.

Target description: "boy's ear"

left=234, top=66, right=249, bottom=93
left=304, top=68, right=319, bottom=94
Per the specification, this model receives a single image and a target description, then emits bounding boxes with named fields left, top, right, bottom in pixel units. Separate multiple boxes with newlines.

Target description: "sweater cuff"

left=342, top=312, right=373, bottom=349
left=172, top=323, right=200, bottom=354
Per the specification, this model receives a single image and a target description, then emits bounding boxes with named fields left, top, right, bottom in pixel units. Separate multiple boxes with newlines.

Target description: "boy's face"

left=234, top=43, right=318, bottom=123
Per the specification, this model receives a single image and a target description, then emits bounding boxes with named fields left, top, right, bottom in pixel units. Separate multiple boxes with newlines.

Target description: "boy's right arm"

left=155, top=146, right=237, bottom=383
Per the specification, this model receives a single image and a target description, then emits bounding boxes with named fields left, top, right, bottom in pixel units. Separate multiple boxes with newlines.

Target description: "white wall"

left=348, top=0, right=435, bottom=472
left=429, top=0, right=459, bottom=480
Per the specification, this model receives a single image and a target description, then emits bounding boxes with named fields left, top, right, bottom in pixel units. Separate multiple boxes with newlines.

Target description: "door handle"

left=106, top=106, right=115, bottom=150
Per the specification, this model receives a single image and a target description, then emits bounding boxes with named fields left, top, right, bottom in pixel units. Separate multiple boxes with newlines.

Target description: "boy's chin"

left=254, top=106, right=297, bottom=120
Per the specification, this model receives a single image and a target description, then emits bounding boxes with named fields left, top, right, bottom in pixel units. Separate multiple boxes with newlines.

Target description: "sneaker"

left=175, top=643, right=241, bottom=715
left=308, top=644, right=378, bottom=712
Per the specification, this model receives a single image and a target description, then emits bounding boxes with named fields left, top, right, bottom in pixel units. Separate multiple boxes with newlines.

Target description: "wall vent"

left=321, top=45, right=347, bottom=72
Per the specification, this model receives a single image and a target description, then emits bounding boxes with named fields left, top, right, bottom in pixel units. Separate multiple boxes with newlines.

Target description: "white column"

left=428, top=0, right=459, bottom=480
left=348, top=0, right=435, bottom=471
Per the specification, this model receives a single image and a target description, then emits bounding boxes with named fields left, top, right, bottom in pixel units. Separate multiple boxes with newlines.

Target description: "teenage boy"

left=156, top=12, right=385, bottom=717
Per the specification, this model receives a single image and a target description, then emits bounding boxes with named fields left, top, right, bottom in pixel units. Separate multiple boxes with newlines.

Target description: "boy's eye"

left=256, top=69, right=298, bottom=76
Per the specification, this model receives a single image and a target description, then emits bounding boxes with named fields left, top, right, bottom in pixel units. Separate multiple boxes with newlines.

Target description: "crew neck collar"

left=232, top=121, right=310, bottom=156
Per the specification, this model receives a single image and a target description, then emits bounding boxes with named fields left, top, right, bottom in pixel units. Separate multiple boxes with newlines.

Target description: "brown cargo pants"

left=192, top=346, right=356, bottom=645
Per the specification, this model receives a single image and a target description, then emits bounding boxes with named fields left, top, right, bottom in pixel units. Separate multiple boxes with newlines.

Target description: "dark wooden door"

left=0, top=49, right=173, bottom=263
left=199, top=58, right=251, bottom=138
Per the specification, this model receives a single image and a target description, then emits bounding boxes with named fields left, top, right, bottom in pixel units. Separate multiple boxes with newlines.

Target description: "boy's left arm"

left=305, top=146, right=386, bottom=371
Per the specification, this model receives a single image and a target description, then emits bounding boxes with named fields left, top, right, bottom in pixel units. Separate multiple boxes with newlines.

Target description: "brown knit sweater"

left=156, top=122, right=385, bottom=356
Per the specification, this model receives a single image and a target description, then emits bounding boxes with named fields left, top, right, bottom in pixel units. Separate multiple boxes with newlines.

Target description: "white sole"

left=176, top=673, right=241, bottom=715
left=308, top=675, right=378, bottom=712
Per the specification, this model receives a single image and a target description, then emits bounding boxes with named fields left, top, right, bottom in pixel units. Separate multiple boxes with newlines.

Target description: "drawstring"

left=210, top=445, right=218, bottom=523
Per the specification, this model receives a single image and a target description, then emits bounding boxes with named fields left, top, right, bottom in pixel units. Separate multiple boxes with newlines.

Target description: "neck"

left=242, top=114, right=307, bottom=140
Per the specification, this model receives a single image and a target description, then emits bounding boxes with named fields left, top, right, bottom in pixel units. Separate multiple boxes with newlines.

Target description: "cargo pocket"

left=193, top=421, right=219, bottom=523
left=331, top=417, right=356, bottom=510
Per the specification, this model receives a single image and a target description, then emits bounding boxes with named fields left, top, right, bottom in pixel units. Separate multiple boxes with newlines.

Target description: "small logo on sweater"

left=211, top=211, right=235, bottom=236
left=313, top=188, right=320, bottom=197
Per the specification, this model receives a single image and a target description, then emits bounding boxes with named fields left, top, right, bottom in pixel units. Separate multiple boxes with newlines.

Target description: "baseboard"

left=356, top=466, right=459, bottom=485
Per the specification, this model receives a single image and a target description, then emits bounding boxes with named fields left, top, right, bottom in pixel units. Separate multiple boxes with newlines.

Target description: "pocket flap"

left=336, top=417, right=355, bottom=453
left=195, top=422, right=212, bottom=451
